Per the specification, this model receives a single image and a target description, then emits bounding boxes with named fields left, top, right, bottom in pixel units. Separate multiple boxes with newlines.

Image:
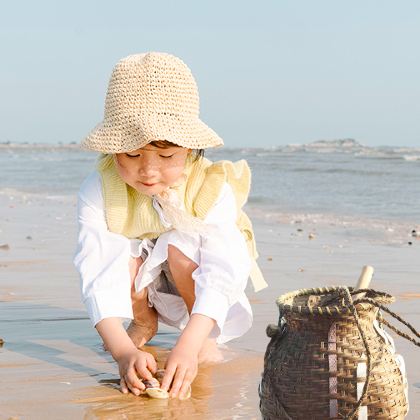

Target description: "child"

left=74, top=52, right=266, bottom=399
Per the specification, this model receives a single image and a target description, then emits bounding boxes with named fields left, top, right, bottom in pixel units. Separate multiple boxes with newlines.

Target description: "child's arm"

left=160, top=314, right=216, bottom=398
left=96, top=317, right=157, bottom=395
left=161, top=183, right=252, bottom=398
left=74, top=173, right=157, bottom=394
left=74, top=172, right=133, bottom=325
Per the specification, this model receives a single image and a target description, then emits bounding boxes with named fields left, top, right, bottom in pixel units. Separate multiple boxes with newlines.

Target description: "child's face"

left=115, top=144, right=191, bottom=196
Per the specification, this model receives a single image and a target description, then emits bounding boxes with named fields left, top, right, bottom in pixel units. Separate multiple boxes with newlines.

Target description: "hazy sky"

left=1, top=1, right=419, bottom=148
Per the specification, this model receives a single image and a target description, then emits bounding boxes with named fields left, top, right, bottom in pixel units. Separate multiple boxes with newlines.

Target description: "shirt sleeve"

left=191, top=183, right=252, bottom=334
left=73, top=171, right=133, bottom=326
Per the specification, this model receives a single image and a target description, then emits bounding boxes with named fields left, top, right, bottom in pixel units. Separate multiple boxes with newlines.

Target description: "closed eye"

left=125, top=153, right=141, bottom=158
left=160, top=154, right=174, bottom=159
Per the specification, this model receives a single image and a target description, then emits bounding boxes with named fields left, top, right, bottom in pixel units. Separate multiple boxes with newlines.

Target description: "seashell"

left=143, top=377, right=160, bottom=389
left=142, top=372, right=169, bottom=399
left=154, top=369, right=166, bottom=382
left=142, top=369, right=191, bottom=399
left=145, top=387, right=170, bottom=399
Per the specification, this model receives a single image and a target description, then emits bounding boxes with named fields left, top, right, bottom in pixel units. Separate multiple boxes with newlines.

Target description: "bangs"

left=149, top=140, right=179, bottom=149
left=148, top=140, right=204, bottom=161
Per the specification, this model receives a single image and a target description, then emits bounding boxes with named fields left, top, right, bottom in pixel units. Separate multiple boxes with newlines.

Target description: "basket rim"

left=276, top=285, right=395, bottom=316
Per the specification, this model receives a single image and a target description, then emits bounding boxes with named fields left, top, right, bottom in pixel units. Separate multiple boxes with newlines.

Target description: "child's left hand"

left=160, top=343, right=198, bottom=399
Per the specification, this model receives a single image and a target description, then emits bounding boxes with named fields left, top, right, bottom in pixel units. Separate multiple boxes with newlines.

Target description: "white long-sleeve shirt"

left=73, top=171, right=253, bottom=343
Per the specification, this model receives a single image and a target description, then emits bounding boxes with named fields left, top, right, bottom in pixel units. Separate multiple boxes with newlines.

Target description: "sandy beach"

left=1, top=190, right=419, bottom=419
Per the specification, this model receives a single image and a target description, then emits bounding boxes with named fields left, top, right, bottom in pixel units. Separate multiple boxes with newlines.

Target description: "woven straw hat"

left=81, top=52, right=224, bottom=153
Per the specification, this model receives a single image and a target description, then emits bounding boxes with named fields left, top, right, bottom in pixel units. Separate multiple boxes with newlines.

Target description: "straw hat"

left=81, top=52, right=224, bottom=153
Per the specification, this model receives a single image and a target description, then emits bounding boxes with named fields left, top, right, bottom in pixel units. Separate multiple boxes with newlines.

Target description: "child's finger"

left=145, top=352, right=157, bottom=375
left=179, top=373, right=194, bottom=400
left=124, top=376, right=141, bottom=396
left=169, top=367, right=187, bottom=398
left=134, top=359, right=154, bottom=381
left=120, top=377, right=129, bottom=394
left=125, top=367, right=145, bottom=391
left=160, top=364, right=176, bottom=391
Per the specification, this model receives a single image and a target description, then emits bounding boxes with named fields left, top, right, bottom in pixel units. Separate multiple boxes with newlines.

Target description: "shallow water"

left=1, top=139, right=420, bottom=223
left=0, top=302, right=263, bottom=419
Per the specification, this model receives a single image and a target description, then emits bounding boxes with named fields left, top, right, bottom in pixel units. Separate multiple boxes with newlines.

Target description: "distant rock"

left=307, top=138, right=363, bottom=149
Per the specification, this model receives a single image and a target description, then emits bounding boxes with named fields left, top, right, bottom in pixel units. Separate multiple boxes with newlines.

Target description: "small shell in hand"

left=145, top=387, right=170, bottom=399
left=143, top=374, right=169, bottom=399
left=143, top=369, right=191, bottom=400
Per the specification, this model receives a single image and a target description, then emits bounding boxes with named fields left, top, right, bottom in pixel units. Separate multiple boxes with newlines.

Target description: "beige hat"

left=81, top=52, right=224, bottom=153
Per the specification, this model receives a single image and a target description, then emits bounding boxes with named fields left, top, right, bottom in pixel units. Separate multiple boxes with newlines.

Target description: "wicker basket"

left=259, top=286, right=419, bottom=420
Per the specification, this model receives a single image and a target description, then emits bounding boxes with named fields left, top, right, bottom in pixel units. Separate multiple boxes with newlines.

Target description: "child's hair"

left=150, top=140, right=204, bottom=161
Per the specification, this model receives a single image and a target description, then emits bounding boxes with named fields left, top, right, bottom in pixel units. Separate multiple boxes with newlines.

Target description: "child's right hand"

left=116, top=348, right=157, bottom=395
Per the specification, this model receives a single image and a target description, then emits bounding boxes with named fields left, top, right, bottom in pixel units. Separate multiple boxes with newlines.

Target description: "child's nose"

left=138, top=156, right=159, bottom=177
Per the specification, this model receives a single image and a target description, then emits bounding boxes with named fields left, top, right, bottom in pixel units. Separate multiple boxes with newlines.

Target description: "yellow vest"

left=97, top=154, right=267, bottom=292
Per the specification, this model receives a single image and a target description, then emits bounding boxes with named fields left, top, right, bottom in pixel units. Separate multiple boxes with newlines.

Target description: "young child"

left=74, top=52, right=266, bottom=399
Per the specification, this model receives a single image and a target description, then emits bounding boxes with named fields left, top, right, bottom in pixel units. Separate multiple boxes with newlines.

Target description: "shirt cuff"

left=191, top=285, right=230, bottom=338
left=84, top=289, right=134, bottom=327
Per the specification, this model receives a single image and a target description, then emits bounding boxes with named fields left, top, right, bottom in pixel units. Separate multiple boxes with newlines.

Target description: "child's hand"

left=161, top=344, right=198, bottom=399
left=116, top=348, right=157, bottom=396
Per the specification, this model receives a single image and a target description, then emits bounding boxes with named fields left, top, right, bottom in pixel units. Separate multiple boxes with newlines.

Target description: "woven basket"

left=259, top=286, right=419, bottom=420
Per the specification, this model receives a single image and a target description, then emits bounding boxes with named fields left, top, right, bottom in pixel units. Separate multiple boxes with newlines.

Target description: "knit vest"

left=97, top=154, right=267, bottom=292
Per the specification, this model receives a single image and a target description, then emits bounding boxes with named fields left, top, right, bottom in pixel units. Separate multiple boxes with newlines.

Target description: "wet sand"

left=1, top=193, right=419, bottom=419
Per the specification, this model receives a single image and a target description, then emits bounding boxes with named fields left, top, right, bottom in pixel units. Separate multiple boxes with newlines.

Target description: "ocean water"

left=1, top=139, right=419, bottom=224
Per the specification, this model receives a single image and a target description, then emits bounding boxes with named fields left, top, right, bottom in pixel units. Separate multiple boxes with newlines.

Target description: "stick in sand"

left=353, top=265, right=374, bottom=301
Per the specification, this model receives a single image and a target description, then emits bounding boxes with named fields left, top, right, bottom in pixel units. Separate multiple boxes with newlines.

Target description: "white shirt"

left=73, top=171, right=253, bottom=343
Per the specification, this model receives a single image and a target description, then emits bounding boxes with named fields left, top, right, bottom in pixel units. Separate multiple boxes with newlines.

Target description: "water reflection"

left=80, top=345, right=263, bottom=419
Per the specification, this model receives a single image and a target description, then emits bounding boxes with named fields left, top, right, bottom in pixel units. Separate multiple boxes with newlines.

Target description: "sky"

left=0, top=0, right=419, bottom=148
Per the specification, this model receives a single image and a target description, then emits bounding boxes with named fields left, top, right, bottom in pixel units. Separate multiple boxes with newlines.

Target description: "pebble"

left=0, top=243, right=10, bottom=250
left=297, top=228, right=303, bottom=232
left=267, top=257, right=273, bottom=261
left=412, top=230, right=420, bottom=238
left=0, top=337, right=4, bottom=346
left=308, top=233, right=316, bottom=240
left=298, top=267, right=305, bottom=272
left=26, top=235, right=32, bottom=240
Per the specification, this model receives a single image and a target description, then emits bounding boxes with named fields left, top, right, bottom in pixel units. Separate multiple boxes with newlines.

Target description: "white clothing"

left=73, top=171, right=253, bottom=343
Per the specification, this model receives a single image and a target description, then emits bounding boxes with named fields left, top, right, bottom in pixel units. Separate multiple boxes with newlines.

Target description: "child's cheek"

left=116, top=165, right=135, bottom=186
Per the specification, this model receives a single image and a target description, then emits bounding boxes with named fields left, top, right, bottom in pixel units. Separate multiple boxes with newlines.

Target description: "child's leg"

left=126, top=256, right=158, bottom=348
left=167, top=245, right=198, bottom=313
left=167, top=245, right=223, bottom=363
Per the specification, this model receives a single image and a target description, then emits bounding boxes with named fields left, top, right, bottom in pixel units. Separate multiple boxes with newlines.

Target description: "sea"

left=1, top=139, right=419, bottom=226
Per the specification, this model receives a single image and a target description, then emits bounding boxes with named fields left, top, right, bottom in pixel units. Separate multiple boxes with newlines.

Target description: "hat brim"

left=81, top=113, right=224, bottom=153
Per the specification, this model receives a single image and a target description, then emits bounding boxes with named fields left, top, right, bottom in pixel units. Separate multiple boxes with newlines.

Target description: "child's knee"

left=131, top=285, right=148, bottom=303
left=129, top=256, right=144, bottom=286
left=167, top=245, right=198, bottom=275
